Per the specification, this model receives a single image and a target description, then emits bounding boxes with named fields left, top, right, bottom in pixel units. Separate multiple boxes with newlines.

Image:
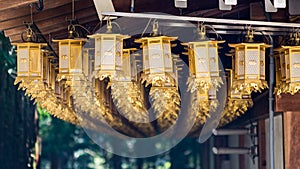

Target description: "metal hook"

left=106, top=17, right=112, bottom=33
left=152, top=20, right=159, bottom=36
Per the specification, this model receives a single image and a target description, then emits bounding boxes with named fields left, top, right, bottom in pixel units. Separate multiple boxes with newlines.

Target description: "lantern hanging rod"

left=101, top=12, right=300, bottom=29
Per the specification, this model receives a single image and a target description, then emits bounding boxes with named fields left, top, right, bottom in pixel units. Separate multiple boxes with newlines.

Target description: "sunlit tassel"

left=70, top=75, right=114, bottom=127
left=111, top=81, right=156, bottom=136
left=187, top=76, right=223, bottom=93
left=70, top=76, right=142, bottom=137
left=188, top=89, right=219, bottom=134
left=232, top=80, right=268, bottom=95
left=150, top=86, right=181, bottom=132
left=219, top=98, right=253, bottom=126
left=111, top=81, right=148, bottom=122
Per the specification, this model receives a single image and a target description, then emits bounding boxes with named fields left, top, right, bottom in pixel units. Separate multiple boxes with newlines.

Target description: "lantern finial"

left=245, top=28, right=254, bottom=43
left=152, top=21, right=159, bottom=36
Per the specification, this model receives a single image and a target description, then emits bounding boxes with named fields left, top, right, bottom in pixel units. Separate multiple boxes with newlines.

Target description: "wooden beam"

left=40, top=14, right=99, bottom=35
left=0, top=0, right=73, bottom=22
left=275, top=94, right=300, bottom=112
left=258, top=119, right=267, bottom=169
left=0, top=0, right=95, bottom=31
left=283, top=111, right=300, bottom=169
left=5, top=6, right=97, bottom=43
left=5, top=10, right=98, bottom=39
left=0, top=0, right=37, bottom=12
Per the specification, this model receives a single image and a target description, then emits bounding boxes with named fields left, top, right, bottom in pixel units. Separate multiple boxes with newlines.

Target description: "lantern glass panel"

left=149, top=42, right=164, bottom=74
left=29, top=47, right=41, bottom=76
left=18, top=47, right=29, bottom=76
left=83, top=49, right=89, bottom=77
left=290, top=50, right=300, bottom=82
left=236, top=48, right=245, bottom=79
left=195, top=44, right=209, bottom=77
left=188, top=45, right=196, bottom=76
left=245, top=46, right=260, bottom=79
left=143, top=44, right=150, bottom=75
left=43, top=56, right=50, bottom=83
left=260, top=48, right=266, bottom=80
left=70, top=42, right=82, bottom=73
left=163, top=43, right=173, bottom=73
left=94, top=38, right=101, bottom=71
left=209, top=44, right=219, bottom=77
left=122, top=50, right=131, bottom=80
left=101, top=38, right=115, bottom=71
left=115, top=40, right=122, bottom=71
left=280, top=51, right=286, bottom=80
left=285, top=50, right=291, bottom=82
left=59, top=43, right=69, bottom=72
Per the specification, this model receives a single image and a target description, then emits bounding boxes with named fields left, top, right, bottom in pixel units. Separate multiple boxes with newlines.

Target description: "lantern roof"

left=12, top=42, right=47, bottom=47
left=88, top=33, right=130, bottom=39
left=281, top=45, right=300, bottom=49
left=135, top=36, right=178, bottom=43
left=228, top=43, right=272, bottom=48
left=182, top=39, right=225, bottom=46
left=52, top=38, right=87, bottom=43
left=123, top=48, right=137, bottom=52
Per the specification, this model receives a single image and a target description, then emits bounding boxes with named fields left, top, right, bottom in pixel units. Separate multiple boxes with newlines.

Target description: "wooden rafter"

left=0, top=0, right=38, bottom=12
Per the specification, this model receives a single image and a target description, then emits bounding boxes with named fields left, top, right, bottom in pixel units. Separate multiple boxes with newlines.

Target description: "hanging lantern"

left=228, top=29, right=271, bottom=95
left=134, top=22, right=180, bottom=131
left=88, top=20, right=129, bottom=81
left=182, top=25, right=224, bottom=130
left=184, top=25, right=224, bottom=93
left=82, top=48, right=95, bottom=81
left=109, top=48, right=156, bottom=135
left=220, top=69, right=253, bottom=126
left=278, top=45, right=300, bottom=94
left=14, top=41, right=47, bottom=99
left=135, top=35, right=178, bottom=87
left=121, top=48, right=138, bottom=81
left=14, top=42, right=46, bottom=80
left=52, top=38, right=87, bottom=82
left=274, top=48, right=288, bottom=95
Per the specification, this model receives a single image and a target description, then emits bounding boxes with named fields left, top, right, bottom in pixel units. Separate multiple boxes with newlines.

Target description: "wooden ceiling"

left=0, top=0, right=291, bottom=50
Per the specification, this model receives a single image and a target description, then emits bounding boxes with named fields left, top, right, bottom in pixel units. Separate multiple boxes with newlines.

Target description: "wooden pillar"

left=258, top=120, right=267, bottom=169
left=276, top=94, right=300, bottom=169
left=283, top=111, right=300, bottom=169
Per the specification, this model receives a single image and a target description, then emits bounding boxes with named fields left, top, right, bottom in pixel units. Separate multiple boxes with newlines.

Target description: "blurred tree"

left=38, top=110, right=108, bottom=169
left=0, top=31, right=37, bottom=169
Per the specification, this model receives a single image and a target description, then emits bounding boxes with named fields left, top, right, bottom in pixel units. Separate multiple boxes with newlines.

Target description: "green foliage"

left=0, top=31, right=16, bottom=70
left=38, top=112, right=108, bottom=168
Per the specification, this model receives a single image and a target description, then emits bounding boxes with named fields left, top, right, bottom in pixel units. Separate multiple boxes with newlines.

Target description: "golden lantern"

left=134, top=22, right=180, bottom=131
left=121, top=48, right=139, bottom=81
left=184, top=26, right=224, bottom=93
left=135, top=35, right=178, bottom=87
left=228, top=29, right=271, bottom=95
left=182, top=25, right=224, bottom=131
left=220, top=69, right=253, bottom=126
left=279, top=45, right=300, bottom=94
left=109, top=48, right=156, bottom=135
left=87, top=20, right=130, bottom=81
left=110, top=48, right=148, bottom=120
left=274, top=48, right=288, bottom=95
left=52, top=38, right=87, bottom=83
left=14, top=42, right=47, bottom=99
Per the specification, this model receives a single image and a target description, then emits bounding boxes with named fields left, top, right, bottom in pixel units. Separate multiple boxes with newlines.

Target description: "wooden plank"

left=0, top=0, right=37, bottom=12
left=258, top=120, right=267, bottom=169
left=276, top=93, right=300, bottom=112
left=5, top=6, right=97, bottom=43
left=0, top=0, right=95, bottom=31
left=40, top=14, right=99, bottom=36
left=283, top=111, right=300, bottom=169
left=0, top=0, right=72, bottom=22
left=284, top=112, right=292, bottom=169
